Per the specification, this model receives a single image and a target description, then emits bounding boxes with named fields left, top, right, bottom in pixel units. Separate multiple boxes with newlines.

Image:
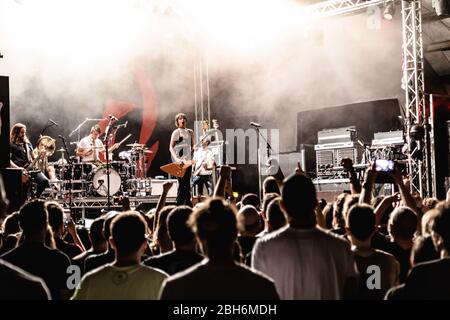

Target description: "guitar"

left=160, top=160, right=195, bottom=178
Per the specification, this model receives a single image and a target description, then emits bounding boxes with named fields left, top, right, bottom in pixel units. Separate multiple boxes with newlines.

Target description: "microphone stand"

left=103, top=119, right=113, bottom=210
left=39, top=121, right=57, bottom=138
left=255, top=126, right=273, bottom=201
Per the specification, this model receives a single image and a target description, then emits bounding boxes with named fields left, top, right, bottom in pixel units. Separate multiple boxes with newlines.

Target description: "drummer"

left=76, top=125, right=119, bottom=164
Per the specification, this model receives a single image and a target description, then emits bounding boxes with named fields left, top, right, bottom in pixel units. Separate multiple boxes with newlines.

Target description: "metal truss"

left=300, top=0, right=430, bottom=196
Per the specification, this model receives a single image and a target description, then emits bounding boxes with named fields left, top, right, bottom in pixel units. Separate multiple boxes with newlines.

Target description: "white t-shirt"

left=193, top=147, right=214, bottom=176
left=78, top=136, right=105, bottom=162
left=252, top=225, right=358, bottom=300
left=170, top=128, right=193, bottom=161
left=71, top=263, right=168, bottom=300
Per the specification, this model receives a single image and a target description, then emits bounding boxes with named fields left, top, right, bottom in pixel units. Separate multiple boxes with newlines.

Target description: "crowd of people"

left=1, top=156, right=450, bottom=300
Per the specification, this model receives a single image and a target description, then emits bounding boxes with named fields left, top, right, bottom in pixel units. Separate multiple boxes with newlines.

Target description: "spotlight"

left=433, top=0, right=450, bottom=16
left=383, top=1, right=396, bottom=20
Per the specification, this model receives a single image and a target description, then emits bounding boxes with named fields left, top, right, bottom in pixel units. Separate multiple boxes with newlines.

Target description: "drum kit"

left=49, top=142, right=153, bottom=198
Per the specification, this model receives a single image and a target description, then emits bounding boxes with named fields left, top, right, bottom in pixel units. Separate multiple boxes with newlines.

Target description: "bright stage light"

left=383, top=1, right=395, bottom=20
left=432, top=0, right=450, bottom=16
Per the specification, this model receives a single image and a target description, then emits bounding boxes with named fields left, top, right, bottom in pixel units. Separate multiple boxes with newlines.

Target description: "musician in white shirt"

left=76, top=125, right=118, bottom=163
left=192, top=138, right=215, bottom=197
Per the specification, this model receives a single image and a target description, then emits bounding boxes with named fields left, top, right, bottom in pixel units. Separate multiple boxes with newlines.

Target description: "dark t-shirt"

left=375, top=237, right=411, bottom=283
left=0, top=258, right=50, bottom=300
left=10, top=142, right=33, bottom=168
left=55, top=238, right=83, bottom=259
left=160, top=260, right=279, bottom=300
left=144, top=249, right=204, bottom=275
left=0, top=242, right=71, bottom=300
left=386, top=258, right=450, bottom=300
left=84, top=250, right=115, bottom=274
left=237, top=236, right=257, bottom=257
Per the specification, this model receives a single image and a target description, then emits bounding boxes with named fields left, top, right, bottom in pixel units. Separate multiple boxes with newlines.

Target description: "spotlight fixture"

left=432, top=0, right=449, bottom=16
left=383, top=1, right=396, bottom=20
left=409, top=124, right=425, bottom=140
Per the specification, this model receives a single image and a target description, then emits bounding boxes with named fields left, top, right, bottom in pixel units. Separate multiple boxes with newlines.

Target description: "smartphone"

left=63, top=209, right=71, bottom=226
left=374, top=159, right=395, bottom=172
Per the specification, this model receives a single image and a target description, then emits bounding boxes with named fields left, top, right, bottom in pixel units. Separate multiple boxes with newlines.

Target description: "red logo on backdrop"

left=97, top=66, right=159, bottom=174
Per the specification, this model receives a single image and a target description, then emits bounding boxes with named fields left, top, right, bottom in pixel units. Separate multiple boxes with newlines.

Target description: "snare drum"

left=92, top=167, right=122, bottom=196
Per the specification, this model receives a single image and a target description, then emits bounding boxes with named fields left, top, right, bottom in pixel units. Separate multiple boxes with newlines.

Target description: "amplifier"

left=372, top=130, right=404, bottom=146
left=316, top=147, right=360, bottom=176
left=317, top=126, right=356, bottom=144
left=151, top=179, right=178, bottom=197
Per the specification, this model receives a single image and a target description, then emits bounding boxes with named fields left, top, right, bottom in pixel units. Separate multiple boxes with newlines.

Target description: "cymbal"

left=126, top=143, right=145, bottom=148
left=56, top=148, right=66, bottom=152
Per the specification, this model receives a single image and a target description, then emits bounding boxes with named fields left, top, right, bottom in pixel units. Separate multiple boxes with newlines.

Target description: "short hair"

left=103, top=211, right=120, bottom=240
left=411, top=235, right=439, bottom=265
left=346, top=204, right=376, bottom=241
left=281, top=174, right=317, bottom=219
left=430, top=201, right=450, bottom=252
left=174, top=113, right=187, bottom=127
left=261, top=193, right=279, bottom=217
left=241, top=193, right=261, bottom=210
left=111, top=211, right=147, bottom=255
left=46, top=201, right=64, bottom=232
left=263, top=176, right=280, bottom=195
left=323, top=204, right=334, bottom=229
left=156, top=205, right=176, bottom=240
left=189, top=198, right=237, bottom=250
left=266, top=198, right=286, bottom=231
left=91, top=125, right=101, bottom=134
left=388, top=207, right=418, bottom=241
left=89, top=217, right=106, bottom=245
left=237, top=205, right=261, bottom=234
left=2, top=211, right=20, bottom=236
left=166, top=206, right=194, bottom=246
left=19, top=200, right=48, bottom=236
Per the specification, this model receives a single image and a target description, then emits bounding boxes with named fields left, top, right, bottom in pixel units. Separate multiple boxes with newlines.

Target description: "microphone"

left=346, top=128, right=356, bottom=132
left=250, top=122, right=261, bottom=128
left=49, top=119, right=59, bottom=126
left=109, top=114, right=118, bottom=121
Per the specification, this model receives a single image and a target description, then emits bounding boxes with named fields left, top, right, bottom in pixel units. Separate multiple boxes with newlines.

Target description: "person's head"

left=89, top=217, right=107, bottom=250
left=10, top=123, right=29, bottom=144
left=266, top=197, right=286, bottom=232
left=421, top=208, right=439, bottom=236
left=237, top=205, right=262, bottom=237
left=429, top=201, right=450, bottom=256
left=18, top=199, right=48, bottom=238
left=46, top=201, right=65, bottom=235
left=0, top=175, right=9, bottom=220
left=322, top=203, right=334, bottom=229
left=281, top=174, right=317, bottom=226
left=166, top=206, right=195, bottom=248
left=241, top=193, right=261, bottom=211
left=189, top=198, right=237, bottom=258
left=388, top=207, right=418, bottom=242
left=155, top=205, right=176, bottom=252
left=263, top=176, right=280, bottom=196
left=90, top=125, right=101, bottom=139
left=261, top=192, right=279, bottom=220
left=103, top=211, right=121, bottom=248
left=410, top=235, right=439, bottom=266
left=201, top=137, right=211, bottom=148
left=333, top=193, right=350, bottom=229
left=345, top=204, right=376, bottom=243
left=2, top=211, right=20, bottom=236
left=175, top=113, right=187, bottom=128
left=110, top=211, right=148, bottom=257
left=342, top=195, right=360, bottom=220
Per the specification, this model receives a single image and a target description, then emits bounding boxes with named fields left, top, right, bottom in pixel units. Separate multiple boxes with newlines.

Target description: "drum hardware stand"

left=58, top=135, right=74, bottom=215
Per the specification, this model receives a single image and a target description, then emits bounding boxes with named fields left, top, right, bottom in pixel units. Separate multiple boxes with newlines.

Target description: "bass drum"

left=92, top=168, right=122, bottom=196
